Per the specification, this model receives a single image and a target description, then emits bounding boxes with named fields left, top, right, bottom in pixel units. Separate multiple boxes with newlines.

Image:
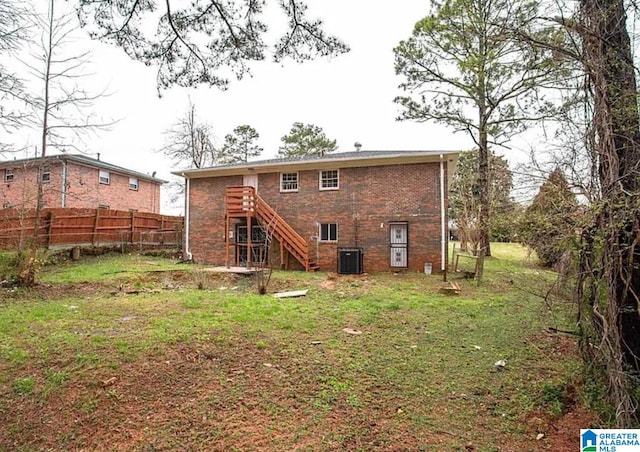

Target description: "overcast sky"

left=2, top=0, right=529, bottom=212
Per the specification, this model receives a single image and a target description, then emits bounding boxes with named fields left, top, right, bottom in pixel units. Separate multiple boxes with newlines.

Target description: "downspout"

left=440, top=154, right=446, bottom=272
left=61, top=159, right=67, bottom=207
left=182, top=173, right=192, bottom=260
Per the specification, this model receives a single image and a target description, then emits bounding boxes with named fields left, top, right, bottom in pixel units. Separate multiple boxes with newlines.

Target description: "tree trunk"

left=477, top=92, right=491, bottom=256
left=20, top=0, right=55, bottom=286
left=477, top=132, right=491, bottom=257
left=477, top=12, right=491, bottom=258
left=580, top=0, right=640, bottom=426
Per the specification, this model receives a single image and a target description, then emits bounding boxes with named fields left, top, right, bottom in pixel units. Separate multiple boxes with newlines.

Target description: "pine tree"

left=220, top=125, right=263, bottom=164
left=278, top=122, right=337, bottom=158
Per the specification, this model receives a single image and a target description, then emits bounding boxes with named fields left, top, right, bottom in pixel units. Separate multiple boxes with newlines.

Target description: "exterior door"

left=242, top=174, right=258, bottom=212
left=243, top=174, right=258, bottom=191
left=390, top=223, right=408, bottom=268
left=236, top=224, right=268, bottom=265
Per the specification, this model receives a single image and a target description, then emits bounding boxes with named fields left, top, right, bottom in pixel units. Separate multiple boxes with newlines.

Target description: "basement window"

left=129, top=177, right=139, bottom=190
left=319, top=170, right=339, bottom=190
left=236, top=225, right=267, bottom=243
left=280, top=172, right=298, bottom=192
left=319, top=223, right=338, bottom=242
left=99, top=170, right=110, bottom=184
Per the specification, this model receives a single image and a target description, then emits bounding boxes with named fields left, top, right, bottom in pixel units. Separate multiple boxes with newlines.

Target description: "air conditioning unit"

left=338, top=248, right=363, bottom=274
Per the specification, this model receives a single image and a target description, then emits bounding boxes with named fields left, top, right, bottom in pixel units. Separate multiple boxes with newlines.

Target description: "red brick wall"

left=64, top=164, right=161, bottom=213
left=0, top=161, right=161, bottom=213
left=0, top=163, right=42, bottom=208
left=188, top=175, right=242, bottom=264
left=187, top=163, right=449, bottom=273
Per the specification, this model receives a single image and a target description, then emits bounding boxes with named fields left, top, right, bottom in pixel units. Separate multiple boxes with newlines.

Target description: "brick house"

left=175, top=150, right=459, bottom=273
left=0, top=154, right=165, bottom=213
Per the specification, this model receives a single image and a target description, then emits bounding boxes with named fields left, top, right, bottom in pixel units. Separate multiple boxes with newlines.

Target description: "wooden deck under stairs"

left=225, top=186, right=319, bottom=271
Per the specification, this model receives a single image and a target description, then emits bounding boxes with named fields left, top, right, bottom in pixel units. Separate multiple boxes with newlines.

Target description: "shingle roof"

left=196, top=149, right=456, bottom=169
left=0, top=153, right=167, bottom=184
left=174, top=149, right=460, bottom=178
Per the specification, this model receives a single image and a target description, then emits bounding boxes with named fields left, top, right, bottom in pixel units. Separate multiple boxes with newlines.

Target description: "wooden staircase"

left=225, top=186, right=319, bottom=271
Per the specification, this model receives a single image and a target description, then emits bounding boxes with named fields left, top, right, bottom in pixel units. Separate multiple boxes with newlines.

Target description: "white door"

left=243, top=174, right=258, bottom=192
left=242, top=174, right=258, bottom=211
left=390, top=223, right=408, bottom=267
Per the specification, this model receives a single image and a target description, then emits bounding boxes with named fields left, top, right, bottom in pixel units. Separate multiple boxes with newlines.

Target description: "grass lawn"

left=0, top=244, right=594, bottom=451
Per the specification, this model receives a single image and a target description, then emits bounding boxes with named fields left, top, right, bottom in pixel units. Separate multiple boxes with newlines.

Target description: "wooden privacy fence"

left=0, top=208, right=183, bottom=249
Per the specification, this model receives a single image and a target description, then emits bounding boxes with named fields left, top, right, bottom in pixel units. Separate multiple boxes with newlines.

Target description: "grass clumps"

left=0, top=243, right=593, bottom=450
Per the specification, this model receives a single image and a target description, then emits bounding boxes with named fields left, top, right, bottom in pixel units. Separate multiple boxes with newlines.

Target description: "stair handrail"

left=253, top=192, right=310, bottom=268
left=225, top=186, right=312, bottom=271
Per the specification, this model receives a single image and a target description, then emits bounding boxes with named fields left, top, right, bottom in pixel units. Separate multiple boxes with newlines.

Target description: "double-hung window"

left=319, top=223, right=338, bottom=242
left=41, top=165, right=51, bottom=183
left=129, top=177, right=139, bottom=190
left=280, top=172, right=298, bottom=192
left=4, top=169, right=14, bottom=183
left=319, top=170, right=339, bottom=190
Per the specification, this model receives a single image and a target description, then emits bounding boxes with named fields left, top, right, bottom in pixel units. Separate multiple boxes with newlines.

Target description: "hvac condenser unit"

left=337, top=248, right=363, bottom=275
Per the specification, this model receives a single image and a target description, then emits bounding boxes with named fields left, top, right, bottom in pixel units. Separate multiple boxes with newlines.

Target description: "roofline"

left=0, top=154, right=167, bottom=184
left=173, top=150, right=460, bottom=179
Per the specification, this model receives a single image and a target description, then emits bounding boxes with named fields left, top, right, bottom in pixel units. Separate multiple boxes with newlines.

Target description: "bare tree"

left=158, top=100, right=219, bottom=213
left=23, top=2, right=111, bottom=151
left=16, top=0, right=112, bottom=285
left=513, top=78, right=599, bottom=206
left=159, top=101, right=218, bottom=169
left=0, top=0, right=30, bottom=144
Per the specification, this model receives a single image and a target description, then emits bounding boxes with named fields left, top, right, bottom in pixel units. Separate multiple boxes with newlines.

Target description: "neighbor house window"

left=99, top=170, right=110, bottom=184
left=319, top=170, right=339, bottom=190
left=98, top=204, right=109, bottom=210
left=129, top=177, right=139, bottom=190
left=41, top=165, right=51, bottom=183
left=280, top=172, right=298, bottom=192
left=4, top=169, right=14, bottom=183
left=319, top=223, right=338, bottom=242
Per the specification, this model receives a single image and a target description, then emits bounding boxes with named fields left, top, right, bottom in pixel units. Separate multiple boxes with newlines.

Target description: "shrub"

left=519, top=168, right=579, bottom=267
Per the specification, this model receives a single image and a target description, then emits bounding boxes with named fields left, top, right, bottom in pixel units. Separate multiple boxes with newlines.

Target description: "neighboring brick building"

left=175, top=150, right=459, bottom=273
left=0, top=154, right=165, bottom=213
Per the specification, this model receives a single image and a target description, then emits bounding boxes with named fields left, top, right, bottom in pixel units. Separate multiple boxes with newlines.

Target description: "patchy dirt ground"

left=0, top=267, right=597, bottom=451
left=1, top=336, right=595, bottom=451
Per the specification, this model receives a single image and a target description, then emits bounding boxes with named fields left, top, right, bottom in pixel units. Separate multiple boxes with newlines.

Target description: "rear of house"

left=176, top=150, right=459, bottom=273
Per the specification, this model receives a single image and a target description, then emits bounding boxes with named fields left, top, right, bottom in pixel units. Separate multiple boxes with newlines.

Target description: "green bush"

left=519, top=169, right=580, bottom=267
